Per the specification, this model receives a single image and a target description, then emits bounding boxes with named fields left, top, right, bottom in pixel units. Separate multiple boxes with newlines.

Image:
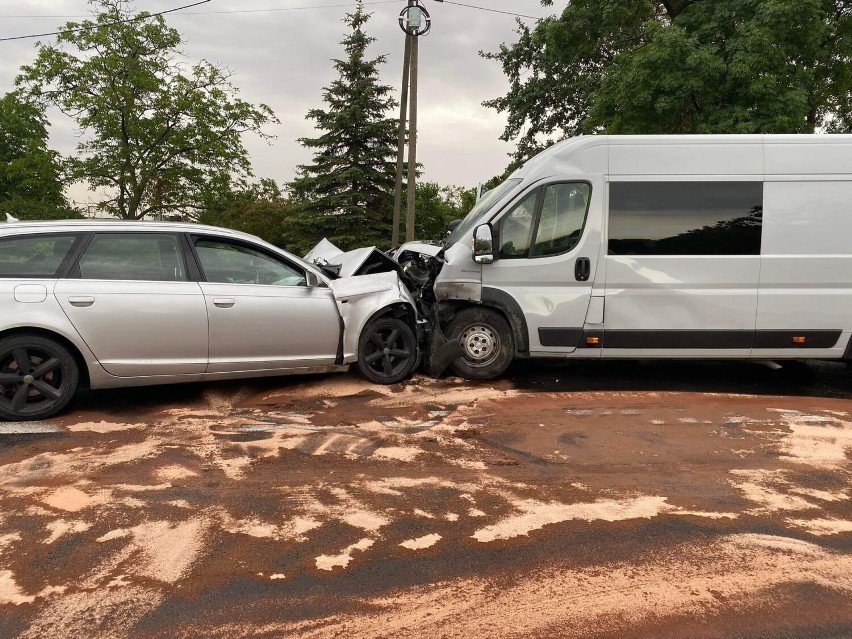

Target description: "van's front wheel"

left=448, top=308, right=514, bottom=380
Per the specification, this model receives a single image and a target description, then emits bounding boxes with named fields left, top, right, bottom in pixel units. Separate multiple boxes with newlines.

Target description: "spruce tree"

left=286, top=1, right=399, bottom=254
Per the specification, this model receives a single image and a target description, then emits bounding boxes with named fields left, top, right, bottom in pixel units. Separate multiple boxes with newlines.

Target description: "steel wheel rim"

left=459, top=323, right=500, bottom=368
left=363, top=326, right=414, bottom=379
left=0, top=345, right=66, bottom=416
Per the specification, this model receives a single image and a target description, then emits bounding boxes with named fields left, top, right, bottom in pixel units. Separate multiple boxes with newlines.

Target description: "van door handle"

left=213, top=298, right=236, bottom=308
left=68, top=296, right=95, bottom=307
left=575, top=257, right=591, bottom=282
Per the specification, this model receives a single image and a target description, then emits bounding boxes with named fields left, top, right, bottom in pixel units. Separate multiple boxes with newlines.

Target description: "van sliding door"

left=601, top=180, right=763, bottom=356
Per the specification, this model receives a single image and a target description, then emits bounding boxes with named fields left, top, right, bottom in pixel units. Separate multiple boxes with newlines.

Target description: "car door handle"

left=575, top=257, right=591, bottom=282
left=68, top=296, right=95, bottom=307
left=213, top=298, right=236, bottom=308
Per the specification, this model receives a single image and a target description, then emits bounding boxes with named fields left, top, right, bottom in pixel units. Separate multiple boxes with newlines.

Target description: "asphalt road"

left=0, top=359, right=851, bottom=638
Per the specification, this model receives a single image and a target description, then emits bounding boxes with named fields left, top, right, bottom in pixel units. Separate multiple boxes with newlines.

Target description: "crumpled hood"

left=327, top=271, right=402, bottom=300
left=392, top=241, right=444, bottom=260
left=305, top=238, right=400, bottom=278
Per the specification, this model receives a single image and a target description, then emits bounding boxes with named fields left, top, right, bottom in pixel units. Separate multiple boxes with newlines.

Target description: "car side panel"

left=54, top=279, right=209, bottom=377
left=200, top=282, right=341, bottom=372
left=0, top=278, right=115, bottom=386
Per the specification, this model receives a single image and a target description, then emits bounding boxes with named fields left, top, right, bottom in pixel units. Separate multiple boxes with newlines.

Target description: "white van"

left=395, top=135, right=852, bottom=379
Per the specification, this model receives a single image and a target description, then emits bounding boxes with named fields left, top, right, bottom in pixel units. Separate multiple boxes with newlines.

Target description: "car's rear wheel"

left=0, top=335, right=79, bottom=421
left=357, top=317, right=418, bottom=384
left=447, top=308, right=514, bottom=380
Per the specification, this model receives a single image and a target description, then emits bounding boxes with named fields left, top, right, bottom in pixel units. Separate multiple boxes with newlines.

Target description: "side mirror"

left=472, top=224, right=495, bottom=264
left=447, top=219, right=462, bottom=234
left=305, top=271, right=324, bottom=287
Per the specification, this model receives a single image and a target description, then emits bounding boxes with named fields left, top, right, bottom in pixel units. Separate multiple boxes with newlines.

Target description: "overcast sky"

left=0, top=0, right=550, bottom=206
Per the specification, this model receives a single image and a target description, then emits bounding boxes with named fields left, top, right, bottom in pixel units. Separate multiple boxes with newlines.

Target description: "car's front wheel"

left=357, top=317, right=418, bottom=384
left=0, top=335, right=79, bottom=421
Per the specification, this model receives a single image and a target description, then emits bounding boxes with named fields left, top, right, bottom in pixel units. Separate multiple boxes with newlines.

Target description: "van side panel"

left=601, top=138, right=764, bottom=358
left=764, top=137, right=852, bottom=175
left=608, top=137, right=764, bottom=176
left=754, top=179, right=852, bottom=358
left=602, top=255, right=761, bottom=357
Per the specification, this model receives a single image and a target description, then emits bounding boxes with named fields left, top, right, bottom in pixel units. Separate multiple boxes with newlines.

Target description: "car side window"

left=194, top=239, right=307, bottom=286
left=77, top=233, right=187, bottom=281
left=0, top=234, right=77, bottom=278
left=498, top=190, right=539, bottom=259
left=530, top=183, right=591, bottom=257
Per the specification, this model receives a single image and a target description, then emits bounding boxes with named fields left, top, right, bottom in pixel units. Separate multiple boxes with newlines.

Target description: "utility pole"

left=393, top=1, right=431, bottom=245
left=405, top=31, right=418, bottom=242
left=391, top=23, right=412, bottom=247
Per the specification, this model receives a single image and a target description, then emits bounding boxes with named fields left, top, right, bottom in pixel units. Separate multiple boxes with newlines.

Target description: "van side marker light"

left=585, top=337, right=600, bottom=345
left=792, top=336, right=806, bottom=344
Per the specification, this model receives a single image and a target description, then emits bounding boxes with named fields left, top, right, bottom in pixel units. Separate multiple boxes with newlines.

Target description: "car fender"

left=0, top=287, right=114, bottom=388
left=329, top=272, right=419, bottom=363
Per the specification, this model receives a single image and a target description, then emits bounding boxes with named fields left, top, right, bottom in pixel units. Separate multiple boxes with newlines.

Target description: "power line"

left=1, top=0, right=542, bottom=43
left=0, top=0, right=212, bottom=42
left=0, top=1, right=399, bottom=20
left=179, top=0, right=400, bottom=14
left=434, top=1, right=542, bottom=20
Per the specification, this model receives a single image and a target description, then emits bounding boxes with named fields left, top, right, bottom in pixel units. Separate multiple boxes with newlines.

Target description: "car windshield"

left=446, top=178, right=522, bottom=246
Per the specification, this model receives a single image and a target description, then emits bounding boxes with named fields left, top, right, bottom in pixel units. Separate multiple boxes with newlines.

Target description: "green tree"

left=199, top=178, right=299, bottom=248
left=0, top=92, right=77, bottom=220
left=485, top=0, right=852, bottom=165
left=285, top=0, right=399, bottom=253
left=404, top=182, right=476, bottom=242
left=16, top=0, right=276, bottom=220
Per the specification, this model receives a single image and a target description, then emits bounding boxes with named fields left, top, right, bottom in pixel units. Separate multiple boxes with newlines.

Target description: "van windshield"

left=446, top=178, right=522, bottom=245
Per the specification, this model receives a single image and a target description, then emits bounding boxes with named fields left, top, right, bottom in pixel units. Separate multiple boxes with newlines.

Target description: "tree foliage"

left=16, top=0, right=277, bottom=220
left=405, top=182, right=476, bottom=242
left=285, top=1, right=399, bottom=253
left=485, top=0, right=852, bottom=164
left=199, top=178, right=298, bottom=248
left=0, top=91, right=77, bottom=220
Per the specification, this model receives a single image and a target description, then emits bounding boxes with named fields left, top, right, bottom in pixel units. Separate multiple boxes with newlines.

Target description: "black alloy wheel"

left=0, top=335, right=79, bottom=421
left=357, top=317, right=418, bottom=384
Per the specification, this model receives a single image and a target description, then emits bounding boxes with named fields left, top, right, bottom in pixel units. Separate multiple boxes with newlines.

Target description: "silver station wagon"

left=0, top=221, right=421, bottom=420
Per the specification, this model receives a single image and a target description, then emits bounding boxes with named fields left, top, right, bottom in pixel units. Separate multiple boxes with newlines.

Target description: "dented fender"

left=329, top=272, right=419, bottom=364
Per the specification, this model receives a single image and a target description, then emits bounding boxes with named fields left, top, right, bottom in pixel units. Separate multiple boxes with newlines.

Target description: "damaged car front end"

left=306, top=177, right=526, bottom=381
left=306, top=238, right=464, bottom=378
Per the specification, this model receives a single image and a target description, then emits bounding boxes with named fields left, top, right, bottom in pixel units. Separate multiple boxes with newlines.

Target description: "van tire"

left=448, top=308, right=514, bottom=380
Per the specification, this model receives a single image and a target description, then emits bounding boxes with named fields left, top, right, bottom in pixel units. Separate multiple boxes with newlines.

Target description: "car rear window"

left=0, top=234, right=77, bottom=278
left=77, top=233, right=188, bottom=281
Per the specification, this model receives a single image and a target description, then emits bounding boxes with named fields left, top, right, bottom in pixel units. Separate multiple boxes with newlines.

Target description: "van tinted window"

left=499, top=182, right=591, bottom=259
left=608, top=182, right=763, bottom=255
left=531, top=183, right=590, bottom=257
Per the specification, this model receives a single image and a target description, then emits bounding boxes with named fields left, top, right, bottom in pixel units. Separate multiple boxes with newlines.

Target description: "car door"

left=190, top=236, right=341, bottom=373
left=55, top=232, right=208, bottom=377
left=482, top=179, right=604, bottom=354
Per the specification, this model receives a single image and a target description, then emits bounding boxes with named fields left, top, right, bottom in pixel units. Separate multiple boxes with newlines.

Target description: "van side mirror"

left=472, top=224, right=495, bottom=264
left=447, top=219, right=462, bottom=234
